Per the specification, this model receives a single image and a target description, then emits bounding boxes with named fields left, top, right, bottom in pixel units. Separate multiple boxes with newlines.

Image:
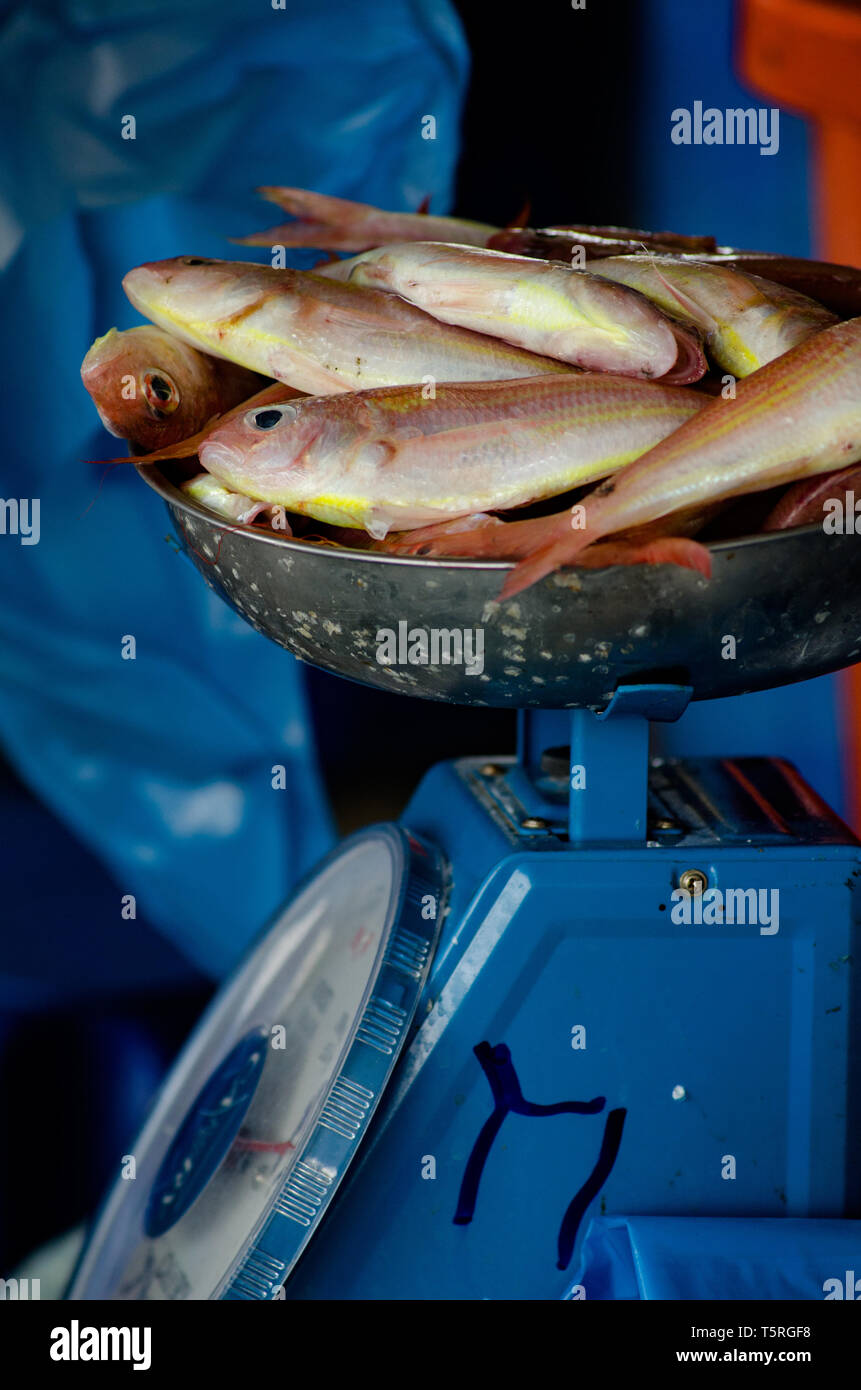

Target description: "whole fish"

left=81, top=325, right=267, bottom=453
left=320, top=242, right=706, bottom=383
left=234, top=186, right=717, bottom=262
left=494, top=315, right=861, bottom=598
left=122, top=258, right=568, bottom=394
left=235, top=186, right=498, bottom=251
left=587, top=255, right=837, bottom=376
left=197, top=375, right=705, bottom=536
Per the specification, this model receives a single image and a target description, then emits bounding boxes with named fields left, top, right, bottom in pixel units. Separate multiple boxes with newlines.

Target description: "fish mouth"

left=123, top=260, right=207, bottom=313
left=125, top=259, right=182, bottom=286
left=661, top=321, right=708, bottom=385
left=123, top=264, right=170, bottom=316
left=197, top=439, right=249, bottom=491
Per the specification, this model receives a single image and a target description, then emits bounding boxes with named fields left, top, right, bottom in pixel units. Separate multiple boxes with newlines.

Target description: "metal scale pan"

left=141, top=462, right=861, bottom=708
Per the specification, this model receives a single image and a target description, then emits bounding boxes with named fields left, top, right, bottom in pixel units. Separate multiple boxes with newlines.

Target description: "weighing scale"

left=67, top=470, right=861, bottom=1300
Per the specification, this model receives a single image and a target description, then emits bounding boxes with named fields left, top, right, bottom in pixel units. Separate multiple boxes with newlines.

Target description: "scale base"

left=284, top=752, right=861, bottom=1300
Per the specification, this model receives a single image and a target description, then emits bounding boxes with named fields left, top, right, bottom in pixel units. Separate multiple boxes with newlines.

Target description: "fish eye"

left=182, top=258, right=211, bottom=266
left=142, top=369, right=180, bottom=417
left=246, top=405, right=296, bottom=430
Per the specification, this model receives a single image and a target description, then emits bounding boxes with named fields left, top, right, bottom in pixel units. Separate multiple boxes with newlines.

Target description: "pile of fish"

left=81, top=186, right=861, bottom=598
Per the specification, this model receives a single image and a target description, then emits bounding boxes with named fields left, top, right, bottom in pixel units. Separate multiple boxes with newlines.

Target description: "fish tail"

left=233, top=187, right=383, bottom=251
left=230, top=221, right=298, bottom=247
left=257, top=186, right=353, bottom=216
left=498, top=531, right=711, bottom=599
left=498, top=534, right=585, bottom=598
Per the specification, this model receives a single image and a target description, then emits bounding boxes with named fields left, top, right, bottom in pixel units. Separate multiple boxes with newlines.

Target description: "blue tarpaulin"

left=0, top=0, right=469, bottom=981
left=571, top=1215, right=861, bottom=1300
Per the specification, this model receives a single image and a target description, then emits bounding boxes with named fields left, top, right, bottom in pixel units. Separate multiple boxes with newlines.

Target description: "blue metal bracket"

left=515, top=684, right=693, bottom=845
left=593, top=684, right=693, bottom=725
left=568, top=684, right=692, bottom=844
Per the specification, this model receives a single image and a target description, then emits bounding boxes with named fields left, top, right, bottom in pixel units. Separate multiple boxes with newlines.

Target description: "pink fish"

left=494, top=315, right=861, bottom=598
left=195, top=374, right=706, bottom=536
left=321, top=242, right=706, bottom=383
left=122, top=257, right=568, bottom=393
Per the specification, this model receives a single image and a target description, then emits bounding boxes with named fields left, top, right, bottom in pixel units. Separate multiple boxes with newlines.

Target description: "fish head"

left=80, top=325, right=222, bottom=452
left=123, top=258, right=284, bottom=334
left=199, top=394, right=361, bottom=507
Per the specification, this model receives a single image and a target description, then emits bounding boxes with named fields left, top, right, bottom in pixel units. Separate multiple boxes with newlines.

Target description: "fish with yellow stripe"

left=473, top=315, right=861, bottom=597
left=320, top=241, right=706, bottom=383
left=122, top=257, right=569, bottom=395
left=196, top=375, right=705, bottom=536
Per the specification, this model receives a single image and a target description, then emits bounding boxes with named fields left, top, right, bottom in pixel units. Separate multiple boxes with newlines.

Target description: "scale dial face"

left=67, top=825, right=444, bottom=1301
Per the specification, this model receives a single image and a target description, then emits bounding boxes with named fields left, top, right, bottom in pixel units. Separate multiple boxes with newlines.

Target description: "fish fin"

left=311, top=296, right=415, bottom=337
left=84, top=452, right=134, bottom=467
left=85, top=427, right=207, bottom=466
left=506, top=197, right=532, bottom=229
left=394, top=509, right=574, bottom=560
left=649, top=260, right=717, bottom=333
left=365, top=506, right=396, bottom=540
left=235, top=187, right=381, bottom=251
left=576, top=536, right=712, bottom=574
left=498, top=536, right=578, bottom=598
left=385, top=514, right=503, bottom=555
left=416, top=194, right=431, bottom=215
left=229, top=222, right=300, bottom=246
left=256, top=186, right=362, bottom=217
left=132, top=422, right=218, bottom=462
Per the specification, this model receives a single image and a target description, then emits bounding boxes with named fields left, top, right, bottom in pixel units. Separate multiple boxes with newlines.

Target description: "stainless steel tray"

left=140, top=463, right=861, bottom=709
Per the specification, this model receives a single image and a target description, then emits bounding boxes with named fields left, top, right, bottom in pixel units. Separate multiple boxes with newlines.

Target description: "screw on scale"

left=678, top=868, right=709, bottom=895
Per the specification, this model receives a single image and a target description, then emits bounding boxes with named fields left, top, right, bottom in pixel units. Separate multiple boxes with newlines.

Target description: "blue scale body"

left=285, top=701, right=861, bottom=1301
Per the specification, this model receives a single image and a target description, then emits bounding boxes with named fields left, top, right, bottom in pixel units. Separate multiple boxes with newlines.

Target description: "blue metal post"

left=568, top=685, right=692, bottom=844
